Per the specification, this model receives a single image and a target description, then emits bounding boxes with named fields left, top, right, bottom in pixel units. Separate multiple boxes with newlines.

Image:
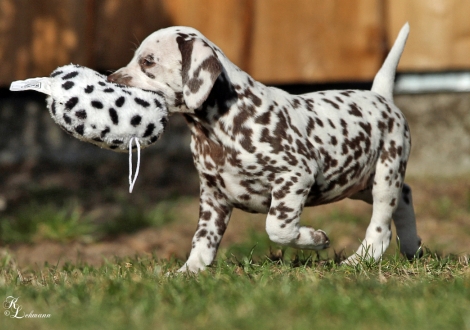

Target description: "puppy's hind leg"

left=344, top=163, right=401, bottom=265
left=349, top=183, right=422, bottom=262
left=391, top=183, right=422, bottom=259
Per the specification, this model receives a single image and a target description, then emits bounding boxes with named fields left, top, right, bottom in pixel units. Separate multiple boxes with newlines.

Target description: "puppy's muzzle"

left=107, top=72, right=132, bottom=85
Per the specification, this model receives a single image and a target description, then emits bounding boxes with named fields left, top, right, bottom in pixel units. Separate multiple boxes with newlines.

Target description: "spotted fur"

left=46, top=64, right=168, bottom=152
left=108, top=23, right=422, bottom=272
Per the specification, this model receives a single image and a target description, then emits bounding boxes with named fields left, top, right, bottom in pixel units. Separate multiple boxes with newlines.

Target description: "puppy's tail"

left=371, top=22, right=409, bottom=101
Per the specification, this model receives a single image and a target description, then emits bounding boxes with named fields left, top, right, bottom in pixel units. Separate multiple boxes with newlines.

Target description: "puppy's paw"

left=311, top=229, right=330, bottom=248
left=292, top=227, right=330, bottom=250
left=341, top=255, right=360, bottom=266
left=177, top=261, right=206, bottom=273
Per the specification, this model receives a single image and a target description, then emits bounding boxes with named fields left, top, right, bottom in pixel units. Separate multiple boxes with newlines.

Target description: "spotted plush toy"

left=10, top=64, right=168, bottom=192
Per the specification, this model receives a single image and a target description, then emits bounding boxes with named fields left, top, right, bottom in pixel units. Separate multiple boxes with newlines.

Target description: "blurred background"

left=0, top=0, right=469, bottom=267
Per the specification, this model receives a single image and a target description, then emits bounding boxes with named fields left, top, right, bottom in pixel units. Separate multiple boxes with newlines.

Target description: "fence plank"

left=386, top=0, right=470, bottom=71
left=161, top=0, right=249, bottom=70
left=0, top=0, right=88, bottom=84
left=3, top=0, right=470, bottom=86
left=248, top=0, right=383, bottom=83
left=94, top=0, right=171, bottom=70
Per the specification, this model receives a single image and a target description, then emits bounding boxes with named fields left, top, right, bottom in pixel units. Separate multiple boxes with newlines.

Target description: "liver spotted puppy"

left=108, top=23, right=422, bottom=272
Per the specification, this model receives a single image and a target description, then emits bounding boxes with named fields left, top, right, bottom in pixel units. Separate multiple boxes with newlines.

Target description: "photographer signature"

left=3, top=296, right=51, bottom=319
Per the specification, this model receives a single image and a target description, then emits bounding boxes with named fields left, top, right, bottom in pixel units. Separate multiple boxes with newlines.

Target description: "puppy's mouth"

left=107, top=72, right=133, bottom=85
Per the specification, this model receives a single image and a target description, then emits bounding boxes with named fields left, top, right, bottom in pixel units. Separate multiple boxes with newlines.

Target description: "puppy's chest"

left=189, top=129, right=274, bottom=212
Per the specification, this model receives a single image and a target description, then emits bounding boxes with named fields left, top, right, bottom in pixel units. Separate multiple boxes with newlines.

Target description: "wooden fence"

left=1, top=0, right=470, bottom=85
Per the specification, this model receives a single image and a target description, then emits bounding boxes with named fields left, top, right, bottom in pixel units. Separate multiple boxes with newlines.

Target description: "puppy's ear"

left=177, top=36, right=222, bottom=109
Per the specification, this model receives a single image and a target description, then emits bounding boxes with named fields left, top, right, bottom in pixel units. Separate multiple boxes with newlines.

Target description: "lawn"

left=0, top=176, right=469, bottom=329
left=1, top=251, right=469, bottom=330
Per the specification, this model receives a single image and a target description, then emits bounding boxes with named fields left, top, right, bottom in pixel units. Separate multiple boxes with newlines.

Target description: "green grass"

left=1, top=178, right=470, bottom=329
left=98, top=201, right=178, bottom=237
left=0, top=202, right=95, bottom=244
left=1, top=250, right=469, bottom=330
left=0, top=200, right=178, bottom=244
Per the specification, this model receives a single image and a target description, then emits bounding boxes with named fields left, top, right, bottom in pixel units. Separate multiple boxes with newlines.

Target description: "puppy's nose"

left=107, top=72, right=132, bottom=85
left=107, top=72, right=118, bottom=82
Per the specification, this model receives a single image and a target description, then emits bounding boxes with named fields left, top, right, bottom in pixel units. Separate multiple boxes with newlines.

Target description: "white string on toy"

left=128, top=137, right=141, bottom=193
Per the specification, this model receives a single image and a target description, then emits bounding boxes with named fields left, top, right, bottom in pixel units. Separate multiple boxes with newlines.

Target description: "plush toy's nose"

left=107, top=71, right=132, bottom=85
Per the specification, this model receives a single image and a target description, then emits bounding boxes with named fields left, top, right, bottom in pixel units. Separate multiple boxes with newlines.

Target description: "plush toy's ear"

left=177, top=36, right=222, bottom=110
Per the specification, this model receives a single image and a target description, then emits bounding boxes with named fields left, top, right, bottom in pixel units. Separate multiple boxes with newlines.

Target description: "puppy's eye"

left=142, top=57, right=155, bottom=67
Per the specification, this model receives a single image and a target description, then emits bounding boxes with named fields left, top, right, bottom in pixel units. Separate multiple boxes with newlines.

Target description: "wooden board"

left=386, top=0, right=470, bottom=71
left=160, top=0, right=383, bottom=83
left=161, top=0, right=250, bottom=70
left=3, top=0, right=470, bottom=86
left=0, top=0, right=88, bottom=83
left=93, top=0, right=171, bottom=69
left=248, top=0, right=383, bottom=83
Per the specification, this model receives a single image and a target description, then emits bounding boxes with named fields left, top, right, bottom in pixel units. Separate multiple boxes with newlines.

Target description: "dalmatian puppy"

left=108, top=23, right=422, bottom=272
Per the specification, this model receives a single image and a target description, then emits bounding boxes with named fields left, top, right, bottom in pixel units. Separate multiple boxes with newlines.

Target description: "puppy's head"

left=108, top=27, right=222, bottom=112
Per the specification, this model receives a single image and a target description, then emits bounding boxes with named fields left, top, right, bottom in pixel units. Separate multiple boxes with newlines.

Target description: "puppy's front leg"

left=265, top=173, right=330, bottom=250
left=178, top=186, right=232, bottom=273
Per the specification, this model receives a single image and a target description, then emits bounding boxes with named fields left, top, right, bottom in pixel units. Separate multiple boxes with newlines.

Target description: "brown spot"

left=201, top=211, right=211, bottom=221
left=255, top=110, right=271, bottom=125
left=387, top=118, right=395, bottom=133
left=314, top=136, right=323, bottom=144
left=239, top=194, right=250, bottom=201
left=340, top=90, right=354, bottom=97
left=328, top=119, right=336, bottom=129
left=196, top=229, right=208, bottom=238
left=322, top=98, right=339, bottom=109
left=330, top=136, right=338, bottom=146
left=292, top=98, right=302, bottom=109
left=340, top=119, right=348, bottom=136
left=348, top=103, right=362, bottom=117
left=335, top=96, right=344, bottom=103
left=306, top=117, right=315, bottom=136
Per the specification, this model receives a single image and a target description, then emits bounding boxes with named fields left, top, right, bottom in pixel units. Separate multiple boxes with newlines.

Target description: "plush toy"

left=10, top=64, right=169, bottom=192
